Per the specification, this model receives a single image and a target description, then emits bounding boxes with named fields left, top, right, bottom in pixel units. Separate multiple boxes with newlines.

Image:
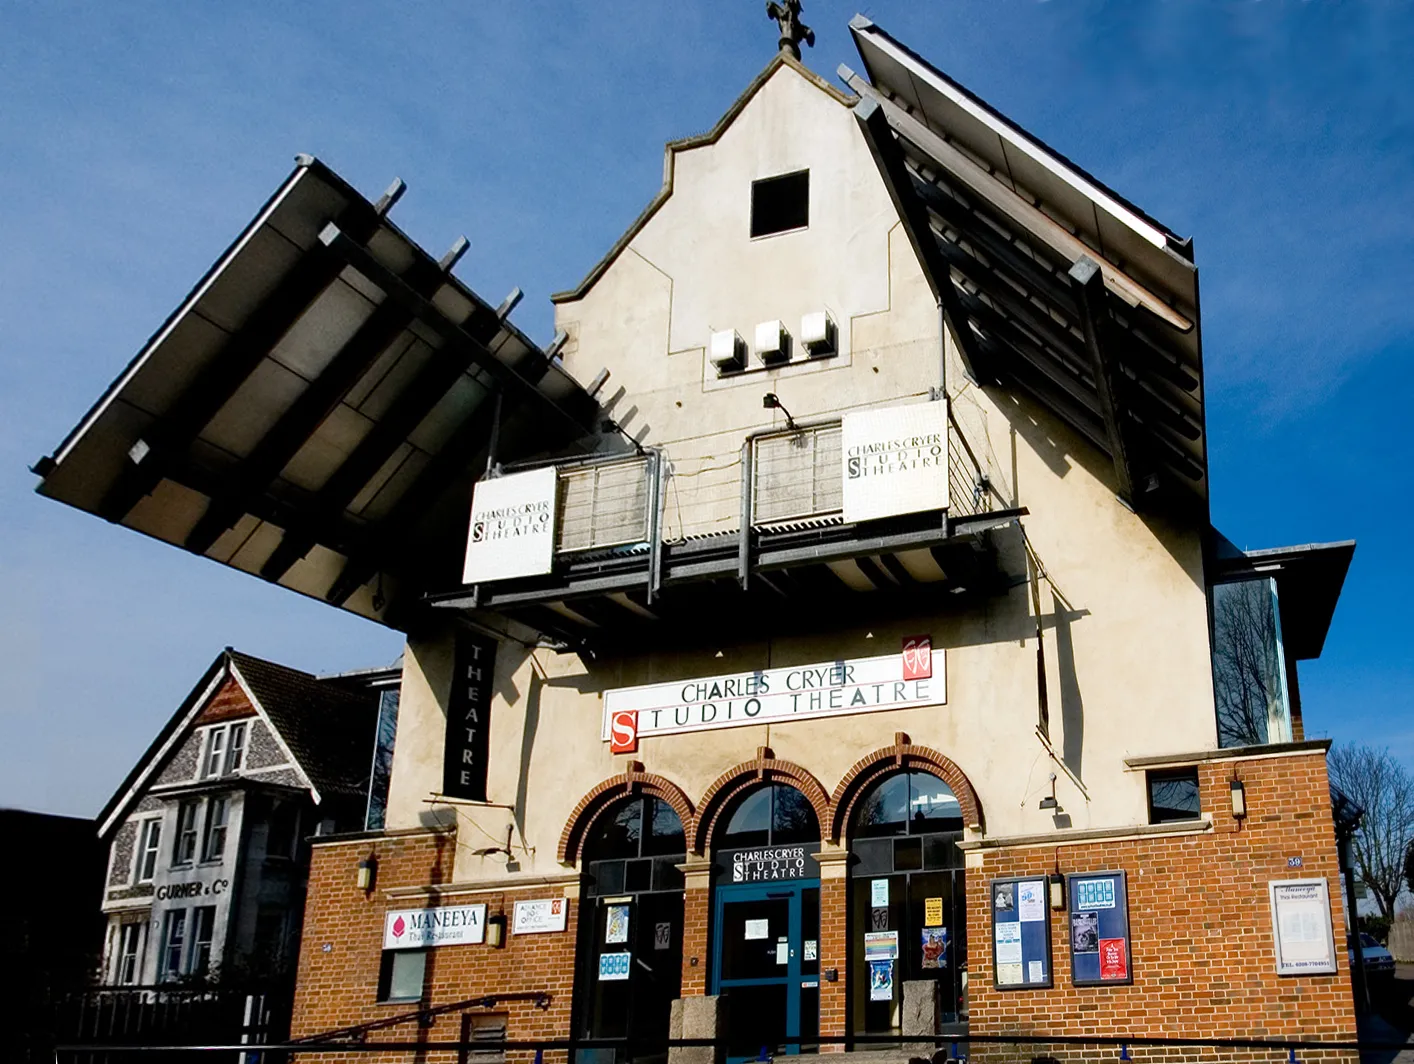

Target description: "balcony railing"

left=547, top=405, right=995, bottom=561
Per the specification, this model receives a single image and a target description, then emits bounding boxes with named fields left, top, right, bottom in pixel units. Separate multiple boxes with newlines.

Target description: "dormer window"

left=201, top=721, right=248, bottom=778
left=751, top=169, right=809, bottom=237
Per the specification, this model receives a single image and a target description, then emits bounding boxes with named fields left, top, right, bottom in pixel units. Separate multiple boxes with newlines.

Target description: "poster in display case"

left=990, top=876, right=1051, bottom=989
left=1067, top=871, right=1133, bottom=986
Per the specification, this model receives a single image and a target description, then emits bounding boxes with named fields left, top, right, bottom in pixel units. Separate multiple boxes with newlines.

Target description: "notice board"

left=1068, top=871, right=1132, bottom=986
left=991, top=877, right=1051, bottom=989
left=1269, top=878, right=1337, bottom=975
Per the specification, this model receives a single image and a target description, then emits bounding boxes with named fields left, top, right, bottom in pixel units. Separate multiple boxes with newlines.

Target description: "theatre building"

left=36, top=12, right=1358, bottom=1058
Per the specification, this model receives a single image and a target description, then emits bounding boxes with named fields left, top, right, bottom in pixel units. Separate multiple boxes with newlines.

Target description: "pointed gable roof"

left=551, top=52, right=857, bottom=305
left=97, top=648, right=385, bottom=837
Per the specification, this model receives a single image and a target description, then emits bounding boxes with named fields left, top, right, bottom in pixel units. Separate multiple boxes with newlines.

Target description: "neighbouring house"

left=95, top=649, right=398, bottom=986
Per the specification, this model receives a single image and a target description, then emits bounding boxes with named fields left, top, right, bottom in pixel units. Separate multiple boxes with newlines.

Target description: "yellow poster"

left=925, top=897, right=943, bottom=927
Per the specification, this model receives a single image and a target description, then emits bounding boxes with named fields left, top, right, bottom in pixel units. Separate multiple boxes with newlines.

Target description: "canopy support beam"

left=1070, top=256, right=1142, bottom=507
left=854, top=96, right=995, bottom=387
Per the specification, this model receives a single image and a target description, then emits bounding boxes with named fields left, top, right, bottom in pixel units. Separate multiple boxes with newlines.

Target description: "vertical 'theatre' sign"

left=443, top=633, right=497, bottom=801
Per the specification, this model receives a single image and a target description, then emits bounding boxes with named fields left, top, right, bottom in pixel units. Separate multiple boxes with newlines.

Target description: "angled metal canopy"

left=846, top=17, right=1208, bottom=515
left=34, top=157, right=601, bottom=630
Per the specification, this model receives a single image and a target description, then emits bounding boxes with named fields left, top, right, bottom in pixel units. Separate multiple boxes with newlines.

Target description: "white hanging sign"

left=461, top=467, right=557, bottom=584
left=841, top=402, right=949, bottom=523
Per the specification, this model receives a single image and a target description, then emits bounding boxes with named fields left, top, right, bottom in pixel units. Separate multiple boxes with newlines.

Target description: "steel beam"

left=854, top=96, right=996, bottom=386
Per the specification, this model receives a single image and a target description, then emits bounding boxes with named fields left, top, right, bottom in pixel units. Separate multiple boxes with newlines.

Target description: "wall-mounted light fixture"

left=1048, top=872, right=1066, bottom=912
left=1230, top=775, right=1247, bottom=820
left=1038, top=772, right=1058, bottom=811
left=762, top=393, right=798, bottom=431
left=356, top=854, right=378, bottom=893
left=486, top=911, right=507, bottom=948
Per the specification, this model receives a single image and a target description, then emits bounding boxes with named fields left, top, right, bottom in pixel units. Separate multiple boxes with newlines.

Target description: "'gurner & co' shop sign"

left=603, top=642, right=944, bottom=752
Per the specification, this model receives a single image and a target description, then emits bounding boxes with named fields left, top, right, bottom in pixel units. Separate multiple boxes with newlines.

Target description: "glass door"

left=712, top=882, right=819, bottom=1063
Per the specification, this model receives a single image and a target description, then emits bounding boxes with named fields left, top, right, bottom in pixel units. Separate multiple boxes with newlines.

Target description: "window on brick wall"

left=377, top=949, right=427, bottom=1003
left=1147, top=767, right=1201, bottom=824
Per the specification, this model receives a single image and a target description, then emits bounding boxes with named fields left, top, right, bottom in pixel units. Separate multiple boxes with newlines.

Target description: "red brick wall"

left=966, top=753, right=1356, bottom=1043
left=818, top=877, right=848, bottom=1050
left=194, top=677, right=256, bottom=725
left=680, top=884, right=710, bottom=996
left=293, top=829, right=577, bottom=1062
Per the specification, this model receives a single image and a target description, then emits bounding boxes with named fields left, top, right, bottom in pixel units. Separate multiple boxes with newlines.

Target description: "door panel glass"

left=719, top=898, right=790, bottom=981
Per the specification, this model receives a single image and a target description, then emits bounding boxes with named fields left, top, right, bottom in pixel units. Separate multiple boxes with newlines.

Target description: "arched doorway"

left=847, top=771, right=966, bottom=1038
left=710, top=783, right=821, bottom=1062
left=575, top=795, right=686, bottom=1064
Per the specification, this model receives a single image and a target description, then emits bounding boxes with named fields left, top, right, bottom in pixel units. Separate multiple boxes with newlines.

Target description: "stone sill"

left=958, top=818, right=1214, bottom=852
left=1124, top=738, right=1331, bottom=770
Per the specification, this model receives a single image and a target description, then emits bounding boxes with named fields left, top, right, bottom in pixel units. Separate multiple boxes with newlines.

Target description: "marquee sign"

left=603, top=641, right=945, bottom=752
left=841, top=402, right=949, bottom=523
left=461, top=467, right=557, bottom=585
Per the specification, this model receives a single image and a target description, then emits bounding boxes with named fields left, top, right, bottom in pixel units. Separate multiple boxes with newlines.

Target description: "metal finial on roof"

left=766, top=0, right=814, bottom=60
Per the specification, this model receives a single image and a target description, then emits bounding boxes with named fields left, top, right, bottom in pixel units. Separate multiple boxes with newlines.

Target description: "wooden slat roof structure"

left=846, top=16, right=1207, bottom=515
left=34, top=158, right=601, bottom=629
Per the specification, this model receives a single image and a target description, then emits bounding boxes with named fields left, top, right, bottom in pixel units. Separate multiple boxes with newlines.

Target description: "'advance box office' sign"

left=841, top=402, right=949, bottom=523
left=462, top=466, right=557, bottom=585
left=603, top=645, right=945, bottom=752
left=384, top=903, right=486, bottom=949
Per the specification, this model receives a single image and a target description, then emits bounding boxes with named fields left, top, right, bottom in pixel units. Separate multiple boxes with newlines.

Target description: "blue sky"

left=2, top=2, right=1411, bottom=818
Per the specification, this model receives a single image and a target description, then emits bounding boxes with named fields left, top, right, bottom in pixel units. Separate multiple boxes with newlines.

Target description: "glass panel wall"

left=1211, top=577, right=1292, bottom=747
left=848, top=771, right=965, bottom=1038
left=577, top=796, right=685, bottom=1064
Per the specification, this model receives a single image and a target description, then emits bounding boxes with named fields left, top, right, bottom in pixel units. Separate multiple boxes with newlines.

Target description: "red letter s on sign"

left=609, top=711, right=639, bottom=754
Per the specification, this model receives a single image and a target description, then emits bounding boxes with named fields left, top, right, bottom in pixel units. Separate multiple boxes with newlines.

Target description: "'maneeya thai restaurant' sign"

left=841, top=401, right=949, bottom=523
left=603, top=641, right=944, bottom=753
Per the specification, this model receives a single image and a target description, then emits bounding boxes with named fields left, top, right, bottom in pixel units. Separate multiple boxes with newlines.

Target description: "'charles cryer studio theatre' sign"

left=841, top=402, right=949, bottom=523
left=604, top=638, right=943, bottom=753
left=461, top=466, right=557, bottom=584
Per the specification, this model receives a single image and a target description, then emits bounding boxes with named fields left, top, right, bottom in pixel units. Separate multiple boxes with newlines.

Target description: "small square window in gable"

left=751, top=170, right=809, bottom=238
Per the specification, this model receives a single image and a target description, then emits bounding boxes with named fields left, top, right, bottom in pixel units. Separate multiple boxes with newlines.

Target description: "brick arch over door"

left=828, top=733, right=984, bottom=842
left=690, top=750, right=831, bottom=854
left=558, top=761, right=696, bottom=865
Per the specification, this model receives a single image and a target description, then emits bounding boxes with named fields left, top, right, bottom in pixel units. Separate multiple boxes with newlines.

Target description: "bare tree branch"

left=1329, top=744, right=1414, bottom=919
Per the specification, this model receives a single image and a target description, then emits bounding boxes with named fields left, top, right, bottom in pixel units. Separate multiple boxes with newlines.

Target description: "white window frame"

left=200, top=721, right=249, bottom=779
left=162, top=909, right=187, bottom=980
left=173, top=800, right=199, bottom=866
left=200, top=797, right=229, bottom=864
left=134, top=817, right=162, bottom=883
left=117, top=921, right=145, bottom=985
left=189, top=905, right=216, bottom=976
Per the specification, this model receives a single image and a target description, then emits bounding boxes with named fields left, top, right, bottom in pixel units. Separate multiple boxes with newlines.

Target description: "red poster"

left=609, top=710, right=639, bottom=754
left=902, top=635, right=932, bottom=680
left=1099, top=937, right=1128, bottom=981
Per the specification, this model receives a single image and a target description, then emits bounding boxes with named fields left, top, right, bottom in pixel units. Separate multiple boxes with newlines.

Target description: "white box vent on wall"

left=755, top=320, right=790, bottom=365
left=710, top=329, right=746, bottom=373
left=800, top=311, right=837, bottom=358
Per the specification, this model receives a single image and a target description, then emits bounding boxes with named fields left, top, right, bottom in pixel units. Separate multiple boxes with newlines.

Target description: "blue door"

left=711, top=880, right=820, bottom=1063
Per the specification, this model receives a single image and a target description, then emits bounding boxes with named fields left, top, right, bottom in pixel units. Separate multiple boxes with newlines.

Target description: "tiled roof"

left=228, top=651, right=382, bottom=801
